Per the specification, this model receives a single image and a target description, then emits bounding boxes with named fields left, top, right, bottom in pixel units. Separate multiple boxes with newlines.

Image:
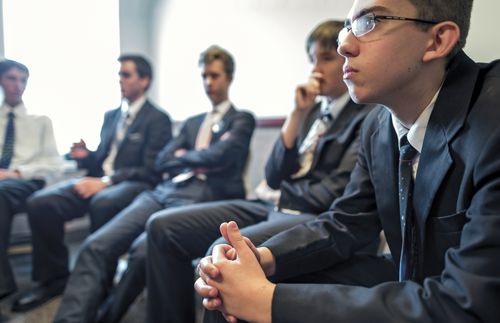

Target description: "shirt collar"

left=391, top=88, right=441, bottom=153
left=321, top=91, right=350, bottom=120
left=1, top=101, right=27, bottom=117
left=122, top=95, right=146, bottom=119
left=212, top=100, right=231, bottom=118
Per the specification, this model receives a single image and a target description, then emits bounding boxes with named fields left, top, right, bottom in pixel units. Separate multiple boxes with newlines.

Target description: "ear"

left=422, top=21, right=460, bottom=62
left=140, top=77, right=150, bottom=91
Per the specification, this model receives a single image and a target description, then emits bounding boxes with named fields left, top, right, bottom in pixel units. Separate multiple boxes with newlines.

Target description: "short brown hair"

left=306, top=20, right=344, bottom=61
left=198, top=45, right=235, bottom=78
left=0, top=59, right=29, bottom=78
left=118, top=54, right=153, bottom=90
left=408, top=0, right=473, bottom=56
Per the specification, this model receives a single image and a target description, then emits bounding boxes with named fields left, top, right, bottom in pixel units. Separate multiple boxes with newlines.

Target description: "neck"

left=126, top=94, right=144, bottom=105
left=385, top=64, right=445, bottom=127
left=326, top=89, right=348, bottom=102
left=211, top=97, right=228, bottom=111
left=5, top=100, right=21, bottom=108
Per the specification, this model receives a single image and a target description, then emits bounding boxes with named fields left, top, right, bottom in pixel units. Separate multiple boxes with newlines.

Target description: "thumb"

left=225, top=221, right=254, bottom=261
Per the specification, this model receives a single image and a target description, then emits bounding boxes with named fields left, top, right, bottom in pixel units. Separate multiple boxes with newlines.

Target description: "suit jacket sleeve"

left=74, top=111, right=112, bottom=176
left=265, top=126, right=362, bottom=214
left=111, top=110, right=172, bottom=184
left=154, top=120, right=191, bottom=174
left=156, top=111, right=255, bottom=173
left=265, top=120, right=500, bottom=323
left=262, top=120, right=382, bottom=281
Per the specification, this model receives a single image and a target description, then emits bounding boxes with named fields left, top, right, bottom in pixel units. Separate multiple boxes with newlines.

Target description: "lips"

left=343, top=65, right=358, bottom=79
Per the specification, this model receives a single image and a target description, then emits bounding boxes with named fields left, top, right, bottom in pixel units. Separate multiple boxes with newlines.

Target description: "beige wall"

left=464, top=0, right=500, bottom=62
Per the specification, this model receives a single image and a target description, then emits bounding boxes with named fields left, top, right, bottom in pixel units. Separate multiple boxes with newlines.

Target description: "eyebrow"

left=349, top=5, right=391, bottom=22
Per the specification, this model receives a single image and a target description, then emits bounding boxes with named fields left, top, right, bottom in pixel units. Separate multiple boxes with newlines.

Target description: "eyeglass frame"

left=337, top=12, right=438, bottom=45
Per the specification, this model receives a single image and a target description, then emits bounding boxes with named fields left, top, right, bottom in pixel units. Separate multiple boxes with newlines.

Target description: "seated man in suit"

left=136, top=20, right=375, bottom=323
left=10, top=55, right=172, bottom=312
left=52, top=45, right=256, bottom=323
left=0, top=59, right=64, bottom=302
left=197, top=1, right=500, bottom=323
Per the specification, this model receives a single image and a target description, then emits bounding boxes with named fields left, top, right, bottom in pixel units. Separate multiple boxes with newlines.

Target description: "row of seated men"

left=3, top=0, right=500, bottom=320
left=0, top=19, right=370, bottom=322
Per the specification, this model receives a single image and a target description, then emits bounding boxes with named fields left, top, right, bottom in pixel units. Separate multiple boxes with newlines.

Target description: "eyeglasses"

left=337, top=12, right=438, bottom=45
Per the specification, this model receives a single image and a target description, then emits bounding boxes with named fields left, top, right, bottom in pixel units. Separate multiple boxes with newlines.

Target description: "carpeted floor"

left=1, top=230, right=146, bottom=323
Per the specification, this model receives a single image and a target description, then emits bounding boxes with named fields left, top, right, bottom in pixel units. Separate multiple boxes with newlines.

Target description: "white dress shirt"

left=0, top=102, right=63, bottom=183
left=391, top=89, right=440, bottom=178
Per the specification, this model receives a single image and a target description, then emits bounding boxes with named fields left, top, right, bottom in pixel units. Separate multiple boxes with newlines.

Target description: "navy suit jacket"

left=155, top=105, right=255, bottom=199
left=75, top=100, right=172, bottom=185
left=265, top=100, right=373, bottom=214
left=263, top=51, right=500, bottom=323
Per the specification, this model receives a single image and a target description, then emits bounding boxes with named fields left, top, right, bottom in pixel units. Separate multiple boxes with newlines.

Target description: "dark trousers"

left=0, top=179, right=44, bottom=295
left=203, top=254, right=399, bottom=323
left=26, top=179, right=149, bottom=284
left=53, top=178, right=219, bottom=323
left=145, top=200, right=316, bottom=323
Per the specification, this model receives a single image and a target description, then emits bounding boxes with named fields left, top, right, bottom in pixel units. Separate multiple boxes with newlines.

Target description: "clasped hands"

left=195, top=221, right=276, bottom=323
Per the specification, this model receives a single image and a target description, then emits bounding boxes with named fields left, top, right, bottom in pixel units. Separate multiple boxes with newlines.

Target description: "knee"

left=88, top=193, right=115, bottom=216
left=146, top=213, right=182, bottom=252
left=26, top=191, right=53, bottom=221
left=129, top=238, right=147, bottom=266
left=80, top=234, right=109, bottom=259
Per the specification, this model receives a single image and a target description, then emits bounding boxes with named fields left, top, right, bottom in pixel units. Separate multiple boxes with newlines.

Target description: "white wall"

left=154, top=0, right=353, bottom=120
left=0, top=0, right=498, bottom=122
left=144, top=0, right=500, bottom=120
left=464, top=0, right=500, bottom=62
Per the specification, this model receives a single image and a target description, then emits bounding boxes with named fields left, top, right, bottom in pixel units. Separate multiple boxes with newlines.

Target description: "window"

left=3, top=0, right=120, bottom=152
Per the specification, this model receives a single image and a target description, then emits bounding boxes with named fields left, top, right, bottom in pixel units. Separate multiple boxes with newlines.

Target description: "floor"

left=0, top=223, right=147, bottom=323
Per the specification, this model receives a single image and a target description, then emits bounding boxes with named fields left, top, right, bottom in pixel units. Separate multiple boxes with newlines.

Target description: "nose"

left=204, top=76, right=213, bottom=88
left=311, top=61, right=321, bottom=74
left=337, top=31, right=358, bottom=58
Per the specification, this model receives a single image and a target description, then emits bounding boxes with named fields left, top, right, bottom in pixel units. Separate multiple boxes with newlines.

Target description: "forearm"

left=281, top=109, right=308, bottom=149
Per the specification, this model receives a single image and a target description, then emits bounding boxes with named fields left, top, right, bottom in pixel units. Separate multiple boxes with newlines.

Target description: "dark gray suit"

left=221, top=51, right=500, bottom=323
left=26, top=100, right=172, bottom=285
left=143, top=99, right=374, bottom=323
left=53, top=106, right=255, bottom=323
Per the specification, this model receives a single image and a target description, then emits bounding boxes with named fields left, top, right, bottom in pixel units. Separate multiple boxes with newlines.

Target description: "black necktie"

left=0, top=111, right=15, bottom=169
left=398, top=135, right=418, bottom=281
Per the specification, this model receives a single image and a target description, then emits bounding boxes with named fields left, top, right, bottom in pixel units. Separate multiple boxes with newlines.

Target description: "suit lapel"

left=312, top=100, right=362, bottom=170
left=322, top=100, right=360, bottom=140
left=414, top=51, right=480, bottom=233
left=210, top=105, right=236, bottom=143
left=371, top=109, right=400, bottom=229
left=105, top=108, right=123, bottom=152
left=117, top=101, right=150, bottom=151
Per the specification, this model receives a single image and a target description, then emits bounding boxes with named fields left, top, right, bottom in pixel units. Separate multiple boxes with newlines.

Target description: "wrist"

left=101, top=176, right=113, bottom=186
left=255, top=282, right=275, bottom=323
left=258, top=247, right=276, bottom=277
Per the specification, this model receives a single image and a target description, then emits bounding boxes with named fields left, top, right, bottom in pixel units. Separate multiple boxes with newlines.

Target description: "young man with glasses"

left=196, top=0, right=500, bottom=322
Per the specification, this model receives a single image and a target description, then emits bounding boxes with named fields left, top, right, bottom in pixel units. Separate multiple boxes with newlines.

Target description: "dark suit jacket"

left=155, top=105, right=255, bottom=199
left=265, top=100, right=373, bottom=214
left=75, top=100, right=172, bottom=185
left=262, top=51, right=500, bottom=323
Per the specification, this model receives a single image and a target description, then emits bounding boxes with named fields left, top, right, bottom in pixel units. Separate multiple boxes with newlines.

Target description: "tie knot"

left=320, top=112, right=333, bottom=123
left=400, top=135, right=418, bottom=161
left=7, top=111, right=15, bottom=119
